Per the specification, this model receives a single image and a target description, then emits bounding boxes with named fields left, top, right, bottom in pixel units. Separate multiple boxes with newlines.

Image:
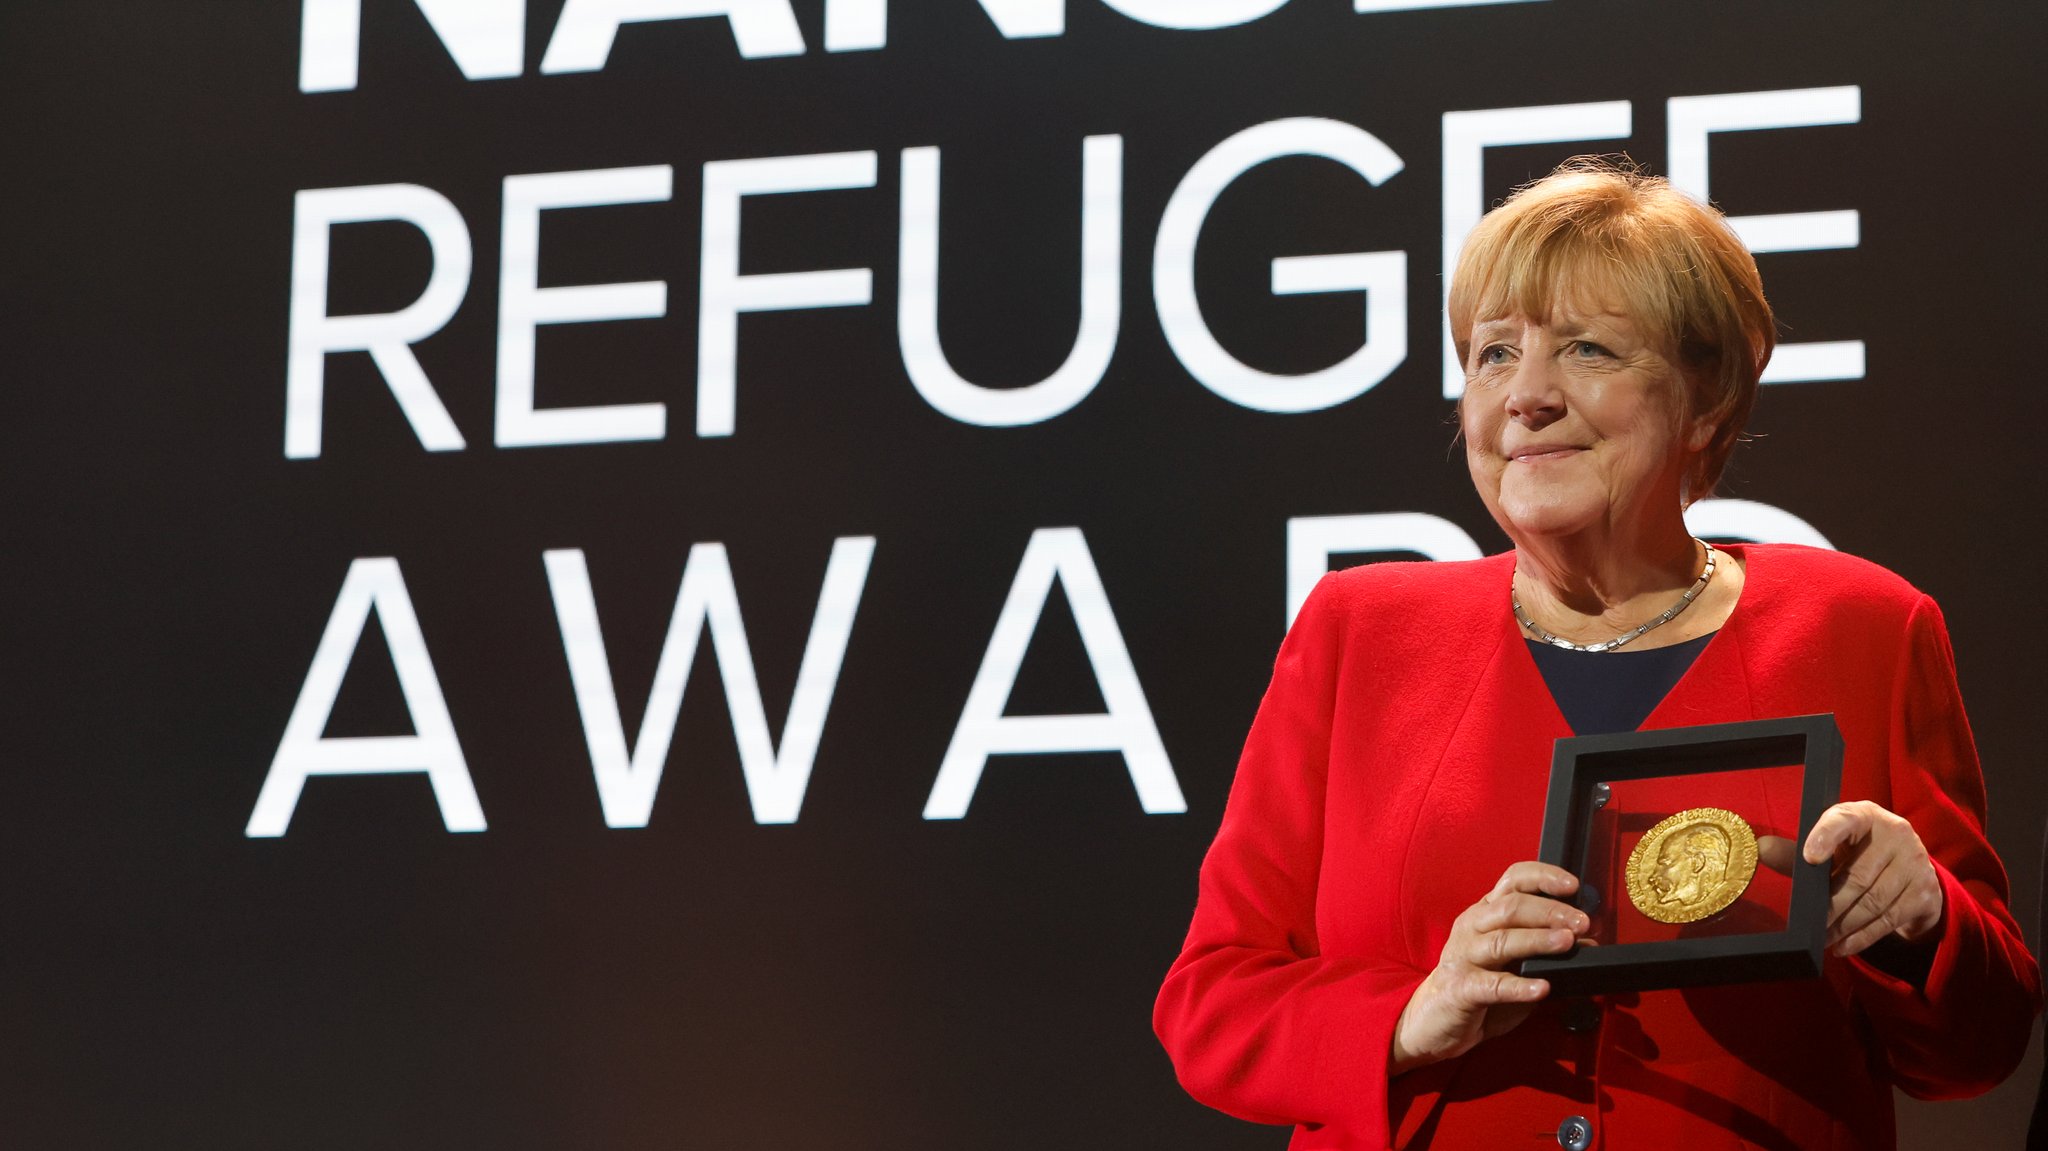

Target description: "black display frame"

left=1520, top=714, right=1844, bottom=996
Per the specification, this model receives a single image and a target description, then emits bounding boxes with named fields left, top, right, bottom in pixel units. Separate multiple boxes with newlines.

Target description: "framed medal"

left=1519, top=714, right=1844, bottom=996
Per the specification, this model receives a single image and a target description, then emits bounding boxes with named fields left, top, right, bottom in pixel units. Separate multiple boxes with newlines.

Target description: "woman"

left=1154, top=159, right=2040, bottom=1150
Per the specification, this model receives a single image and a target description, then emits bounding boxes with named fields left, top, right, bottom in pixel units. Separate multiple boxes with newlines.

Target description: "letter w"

left=544, top=539, right=874, bottom=827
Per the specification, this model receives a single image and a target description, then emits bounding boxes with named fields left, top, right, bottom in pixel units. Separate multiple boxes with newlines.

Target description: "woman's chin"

left=1495, top=495, right=1603, bottom=542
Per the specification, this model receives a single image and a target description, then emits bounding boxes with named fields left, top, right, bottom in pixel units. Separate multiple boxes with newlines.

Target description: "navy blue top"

left=1525, top=632, right=1716, bottom=736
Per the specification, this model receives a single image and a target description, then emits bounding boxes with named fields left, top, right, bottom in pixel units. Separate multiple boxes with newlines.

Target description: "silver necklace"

left=1513, top=541, right=1717, bottom=654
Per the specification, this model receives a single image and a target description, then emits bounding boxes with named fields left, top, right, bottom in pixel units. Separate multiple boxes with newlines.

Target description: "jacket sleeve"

left=1153, top=574, right=1425, bottom=1141
left=1846, top=593, right=2042, bottom=1098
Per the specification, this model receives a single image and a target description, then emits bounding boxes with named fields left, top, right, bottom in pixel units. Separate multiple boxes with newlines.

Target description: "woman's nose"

left=1503, top=359, right=1566, bottom=428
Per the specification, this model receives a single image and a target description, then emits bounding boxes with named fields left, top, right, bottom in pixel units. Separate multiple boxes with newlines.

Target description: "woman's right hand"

left=1389, top=862, right=1592, bottom=1075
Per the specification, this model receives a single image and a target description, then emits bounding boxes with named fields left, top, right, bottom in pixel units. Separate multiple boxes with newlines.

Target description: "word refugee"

left=287, top=90, right=1866, bottom=459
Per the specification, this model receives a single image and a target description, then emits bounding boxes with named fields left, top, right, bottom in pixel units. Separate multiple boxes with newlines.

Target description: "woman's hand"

left=1801, top=800, right=1944, bottom=957
left=1390, top=862, right=1591, bottom=1075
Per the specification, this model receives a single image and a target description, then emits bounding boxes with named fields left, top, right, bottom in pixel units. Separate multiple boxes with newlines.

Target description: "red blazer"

left=1155, top=544, right=2040, bottom=1150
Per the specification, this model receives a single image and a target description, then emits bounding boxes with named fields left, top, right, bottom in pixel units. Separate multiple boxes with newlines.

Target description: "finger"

left=1468, top=892, right=1591, bottom=936
left=1459, top=926, right=1581, bottom=971
left=1838, top=864, right=1944, bottom=952
left=1832, top=866, right=1915, bottom=957
left=1756, top=835, right=1797, bottom=876
left=1488, top=862, right=1580, bottom=901
left=1823, top=811, right=1913, bottom=930
left=1446, top=966, right=1552, bottom=1008
left=1826, top=841, right=1891, bottom=932
left=1834, top=908, right=1904, bottom=958
left=1803, top=802, right=1874, bottom=866
left=1829, top=853, right=1913, bottom=948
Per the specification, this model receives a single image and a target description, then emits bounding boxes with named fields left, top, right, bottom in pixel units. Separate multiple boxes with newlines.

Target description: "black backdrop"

left=4, top=2, right=2043, bottom=1147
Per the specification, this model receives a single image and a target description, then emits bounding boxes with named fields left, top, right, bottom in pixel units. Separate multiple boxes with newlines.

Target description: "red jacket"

left=1155, top=544, right=2040, bottom=1150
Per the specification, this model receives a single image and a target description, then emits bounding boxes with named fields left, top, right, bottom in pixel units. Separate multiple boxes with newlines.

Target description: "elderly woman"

left=1154, top=159, right=2040, bottom=1150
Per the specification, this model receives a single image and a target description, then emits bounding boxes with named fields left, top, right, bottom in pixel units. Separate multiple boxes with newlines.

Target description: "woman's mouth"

left=1509, top=446, right=1586, bottom=463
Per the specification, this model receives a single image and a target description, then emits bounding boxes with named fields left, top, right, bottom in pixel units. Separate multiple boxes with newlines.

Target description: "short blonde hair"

left=1448, top=157, right=1775, bottom=502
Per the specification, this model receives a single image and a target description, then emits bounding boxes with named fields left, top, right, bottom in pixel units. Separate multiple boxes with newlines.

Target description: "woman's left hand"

left=1799, top=800, right=1944, bottom=957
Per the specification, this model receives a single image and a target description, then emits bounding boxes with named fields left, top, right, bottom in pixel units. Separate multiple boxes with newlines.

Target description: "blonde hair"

left=1448, top=157, right=1775, bottom=502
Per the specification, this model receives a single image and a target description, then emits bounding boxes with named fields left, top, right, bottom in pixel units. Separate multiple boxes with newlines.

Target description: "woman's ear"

left=1685, top=417, right=1717, bottom=453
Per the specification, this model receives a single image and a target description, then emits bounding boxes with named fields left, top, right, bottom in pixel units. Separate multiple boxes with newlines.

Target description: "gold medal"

left=1625, top=807, right=1759, bottom=924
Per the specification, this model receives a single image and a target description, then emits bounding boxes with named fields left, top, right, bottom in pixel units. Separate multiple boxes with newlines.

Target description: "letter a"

left=924, top=527, right=1184, bottom=819
left=246, top=558, right=485, bottom=837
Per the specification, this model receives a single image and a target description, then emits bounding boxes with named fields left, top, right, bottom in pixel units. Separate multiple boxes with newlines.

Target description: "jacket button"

left=1561, top=998, right=1601, bottom=1033
left=1556, top=1115, right=1593, bottom=1150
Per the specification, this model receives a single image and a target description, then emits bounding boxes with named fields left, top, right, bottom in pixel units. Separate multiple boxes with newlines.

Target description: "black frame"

left=1520, top=714, right=1844, bottom=996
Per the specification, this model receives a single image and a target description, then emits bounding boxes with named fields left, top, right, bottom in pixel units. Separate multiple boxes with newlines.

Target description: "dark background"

left=3, top=1, right=2041, bottom=1147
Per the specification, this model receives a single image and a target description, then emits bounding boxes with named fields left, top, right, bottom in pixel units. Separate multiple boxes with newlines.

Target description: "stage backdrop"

left=5, top=1, right=2043, bottom=1147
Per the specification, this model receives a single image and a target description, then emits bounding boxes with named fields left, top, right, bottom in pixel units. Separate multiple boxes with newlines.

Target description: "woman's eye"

left=1572, top=340, right=1612, bottom=358
left=1479, top=345, right=1511, bottom=366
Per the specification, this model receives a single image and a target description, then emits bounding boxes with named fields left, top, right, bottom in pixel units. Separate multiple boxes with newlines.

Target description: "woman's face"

left=1459, top=303, right=1708, bottom=545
